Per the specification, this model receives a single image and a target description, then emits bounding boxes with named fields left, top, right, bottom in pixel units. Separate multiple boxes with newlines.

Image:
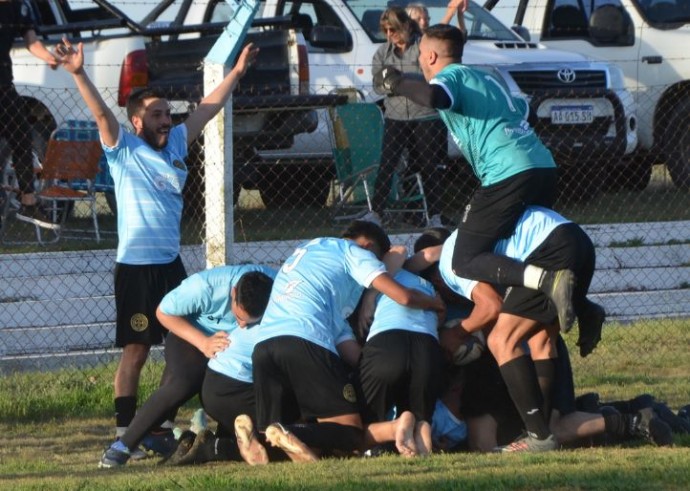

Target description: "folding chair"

left=31, top=132, right=103, bottom=244
left=328, top=102, right=429, bottom=226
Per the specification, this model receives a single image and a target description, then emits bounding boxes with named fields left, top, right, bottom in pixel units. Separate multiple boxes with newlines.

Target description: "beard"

left=141, top=125, right=170, bottom=150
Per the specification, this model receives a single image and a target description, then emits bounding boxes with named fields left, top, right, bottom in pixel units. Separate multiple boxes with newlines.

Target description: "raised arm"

left=184, top=43, right=259, bottom=143
left=23, top=29, right=58, bottom=67
left=57, top=39, right=119, bottom=147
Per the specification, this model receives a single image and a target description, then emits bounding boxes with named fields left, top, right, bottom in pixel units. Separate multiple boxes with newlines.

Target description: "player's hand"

left=234, top=43, right=260, bottom=77
left=201, top=331, right=230, bottom=359
left=448, top=0, right=468, bottom=12
left=55, top=38, right=84, bottom=75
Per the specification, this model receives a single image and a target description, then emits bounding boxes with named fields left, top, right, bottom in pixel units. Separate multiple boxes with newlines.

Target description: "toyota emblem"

left=557, top=68, right=576, bottom=83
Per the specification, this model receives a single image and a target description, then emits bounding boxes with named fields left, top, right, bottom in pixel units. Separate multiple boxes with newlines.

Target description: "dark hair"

left=341, top=220, right=391, bottom=258
left=126, top=87, right=166, bottom=121
left=235, top=271, right=274, bottom=318
left=424, top=24, right=465, bottom=60
left=414, top=226, right=452, bottom=253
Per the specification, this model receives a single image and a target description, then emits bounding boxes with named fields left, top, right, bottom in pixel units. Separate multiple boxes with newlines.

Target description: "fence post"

left=203, top=63, right=234, bottom=268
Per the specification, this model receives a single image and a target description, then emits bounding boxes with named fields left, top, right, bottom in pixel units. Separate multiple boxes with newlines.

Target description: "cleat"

left=166, top=429, right=213, bottom=466
left=99, top=441, right=131, bottom=468
left=576, top=301, right=605, bottom=357
left=234, top=415, right=269, bottom=466
left=575, top=392, right=600, bottom=413
left=539, top=269, right=576, bottom=333
left=141, top=429, right=177, bottom=457
left=265, top=422, right=318, bottom=462
left=496, top=433, right=559, bottom=453
left=15, top=205, right=61, bottom=230
left=630, top=408, right=674, bottom=446
left=652, top=402, right=690, bottom=435
left=129, top=445, right=148, bottom=461
left=678, top=404, right=690, bottom=423
left=161, top=430, right=196, bottom=466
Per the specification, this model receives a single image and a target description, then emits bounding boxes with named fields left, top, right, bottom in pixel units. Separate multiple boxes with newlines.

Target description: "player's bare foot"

left=234, top=415, right=269, bottom=465
left=395, top=411, right=417, bottom=457
left=414, top=420, right=433, bottom=457
left=265, top=423, right=318, bottom=462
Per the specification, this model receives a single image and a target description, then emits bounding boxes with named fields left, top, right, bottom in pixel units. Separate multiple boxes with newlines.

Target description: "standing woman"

left=369, top=7, right=448, bottom=227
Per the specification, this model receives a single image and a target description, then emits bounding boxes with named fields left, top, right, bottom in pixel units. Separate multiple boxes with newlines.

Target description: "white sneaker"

left=359, top=211, right=382, bottom=227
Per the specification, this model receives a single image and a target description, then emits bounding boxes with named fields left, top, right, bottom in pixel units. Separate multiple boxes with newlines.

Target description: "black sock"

left=603, top=411, right=634, bottom=439
left=287, top=422, right=363, bottom=454
left=499, top=356, right=551, bottom=440
left=115, top=396, right=137, bottom=428
left=534, top=358, right=557, bottom=424
left=199, top=436, right=241, bottom=462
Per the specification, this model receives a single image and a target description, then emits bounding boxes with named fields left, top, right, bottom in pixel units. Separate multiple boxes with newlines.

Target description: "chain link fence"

left=1, top=49, right=689, bottom=407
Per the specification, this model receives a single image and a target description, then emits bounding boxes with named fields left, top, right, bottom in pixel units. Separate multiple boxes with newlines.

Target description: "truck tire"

left=605, top=154, right=653, bottom=192
left=557, top=165, right=606, bottom=203
left=665, top=99, right=690, bottom=191
left=257, top=162, right=334, bottom=209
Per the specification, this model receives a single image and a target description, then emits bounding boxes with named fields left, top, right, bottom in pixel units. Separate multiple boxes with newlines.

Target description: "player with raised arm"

left=56, top=37, right=259, bottom=451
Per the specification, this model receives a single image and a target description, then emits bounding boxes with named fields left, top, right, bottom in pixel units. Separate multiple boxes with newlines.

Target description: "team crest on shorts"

left=130, top=313, right=149, bottom=332
left=342, top=383, right=357, bottom=403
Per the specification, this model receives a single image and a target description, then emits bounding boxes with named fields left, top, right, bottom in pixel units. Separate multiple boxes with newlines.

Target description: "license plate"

left=551, top=105, right=594, bottom=124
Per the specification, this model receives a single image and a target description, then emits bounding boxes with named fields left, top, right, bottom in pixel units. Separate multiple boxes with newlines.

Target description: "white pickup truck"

left=261, top=0, right=639, bottom=199
left=485, top=0, right=690, bottom=191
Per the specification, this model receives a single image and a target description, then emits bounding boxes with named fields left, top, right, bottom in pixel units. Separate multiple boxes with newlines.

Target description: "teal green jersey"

left=431, top=64, right=555, bottom=186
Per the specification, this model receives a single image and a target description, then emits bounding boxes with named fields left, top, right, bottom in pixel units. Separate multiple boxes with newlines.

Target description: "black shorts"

left=357, top=330, right=442, bottom=423
left=201, top=368, right=256, bottom=437
left=252, top=336, right=359, bottom=431
left=459, top=168, right=558, bottom=239
left=114, top=256, right=187, bottom=347
left=501, top=223, right=596, bottom=324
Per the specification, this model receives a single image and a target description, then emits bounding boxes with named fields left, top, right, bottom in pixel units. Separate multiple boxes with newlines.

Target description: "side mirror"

left=309, top=25, right=353, bottom=52
left=589, top=5, right=634, bottom=46
left=511, top=24, right=531, bottom=42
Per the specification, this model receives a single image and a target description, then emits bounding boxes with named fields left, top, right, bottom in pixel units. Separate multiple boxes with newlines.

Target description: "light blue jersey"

left=367, top=270, right=438, bottom=341
left=103, top=125, right=188, bottom=265
left=158, top=264, right=276, bottom=383
left=431, top=64, right=555, bottom=186
left=256, top=238, right=387, bottom=353
left=440, top=206, right=570, bottom=300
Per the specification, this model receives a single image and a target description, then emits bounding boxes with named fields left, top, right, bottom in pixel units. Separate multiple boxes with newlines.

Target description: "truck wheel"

left=605, top=154, right=653, bottom=192
left=557, top=165, right=605, bottom=203
left=258, top=162, right=333, bottom=209
left=665, top=99, right=690, bottom=191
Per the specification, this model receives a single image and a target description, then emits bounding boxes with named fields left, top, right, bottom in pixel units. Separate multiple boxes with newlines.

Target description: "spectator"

left=368, top=7, right=449, bottom=228
left=0, top=0, right=60, bottom=228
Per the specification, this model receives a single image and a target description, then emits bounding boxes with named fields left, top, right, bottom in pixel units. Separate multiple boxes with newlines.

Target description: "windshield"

left=632, top=0, right=690, bottom=24
left=346, top=0, right=522, bottom=41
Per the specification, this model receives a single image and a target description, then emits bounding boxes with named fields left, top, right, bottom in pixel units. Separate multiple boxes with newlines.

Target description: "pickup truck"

left=260, top=0, right=639, bottom=200
left=485, top=0, right=690, bottom=191
left=7, top=0, right=345, bottom=210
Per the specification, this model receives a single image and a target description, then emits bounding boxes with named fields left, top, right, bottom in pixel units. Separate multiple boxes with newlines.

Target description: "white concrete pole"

left=203, top=62, right=234, bottom=268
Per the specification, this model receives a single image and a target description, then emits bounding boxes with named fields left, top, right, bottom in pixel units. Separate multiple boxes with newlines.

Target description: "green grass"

left=0, top=319, right=688, bottom=489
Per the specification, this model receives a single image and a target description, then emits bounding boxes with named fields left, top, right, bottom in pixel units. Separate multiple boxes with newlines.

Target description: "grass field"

left=1, top=320, right=689, bottom=490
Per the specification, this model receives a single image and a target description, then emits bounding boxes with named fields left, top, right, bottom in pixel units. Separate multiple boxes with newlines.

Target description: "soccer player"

left=357, top=269, right=443, bottom=457
left=99, top=265, right=274, bottom=467
left=378, top=23, right=578, bottom=333
left=407, top=207, right=605, bottom=451
left=236, top=220, right=445, bottom=464
left=57, top=38, right=259, bottom=445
